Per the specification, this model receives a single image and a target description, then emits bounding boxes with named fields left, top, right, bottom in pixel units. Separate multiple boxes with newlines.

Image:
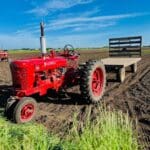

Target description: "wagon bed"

left=101, top=36, right=142, bottom=82
left=101, top=57, right=141, bottom=67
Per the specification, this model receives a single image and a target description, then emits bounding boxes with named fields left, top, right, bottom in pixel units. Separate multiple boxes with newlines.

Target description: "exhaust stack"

left=40, top=22, right=47, bottom=55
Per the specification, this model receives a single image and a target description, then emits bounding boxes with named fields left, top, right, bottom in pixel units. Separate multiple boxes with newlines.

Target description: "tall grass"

left=63, top=106, right=139, bottom=150
left=0, top=117, right=60, bottom=150
left=0, top=106, right=139, bottom=150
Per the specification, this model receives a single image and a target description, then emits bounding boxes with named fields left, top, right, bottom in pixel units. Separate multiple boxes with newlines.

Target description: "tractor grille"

left=10, top=64, right=26, bottom=88
left=10, top=63, right=34, bottom=90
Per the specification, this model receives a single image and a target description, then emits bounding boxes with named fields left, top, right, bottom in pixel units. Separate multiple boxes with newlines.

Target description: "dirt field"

left=0, top=51, right=149, bottom=149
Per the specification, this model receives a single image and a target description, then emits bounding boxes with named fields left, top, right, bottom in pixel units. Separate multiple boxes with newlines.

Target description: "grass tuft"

left=63, top=106, right=139, bottom=150
left=0, top=117, right=60, bottom=150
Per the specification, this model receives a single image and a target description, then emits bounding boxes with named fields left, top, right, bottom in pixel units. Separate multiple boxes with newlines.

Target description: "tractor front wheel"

left=80, top=60, right=106, bottom=103
left=13, top=97, right=37, bottom=123
left=4, top=98, right=17, bottom=119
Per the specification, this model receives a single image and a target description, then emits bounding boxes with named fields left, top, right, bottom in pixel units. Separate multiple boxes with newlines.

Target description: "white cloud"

left=72, top=22, right=116, bottom=31
left=48, top=13, right=145, bottom=26
left=26, top=0, right=94, bottom=16
left=44, top=21, right=116, bottom=32
left=16, top=12, right=148, bottom=35
left=4, top=12, right=149, bottom=49
left=41, top=13, right=145, bottom=33
left=53, top=7, right=101, bottom=20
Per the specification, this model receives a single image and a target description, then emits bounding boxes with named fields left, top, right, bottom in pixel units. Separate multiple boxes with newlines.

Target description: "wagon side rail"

left=109, top=36, right=142, bottom=57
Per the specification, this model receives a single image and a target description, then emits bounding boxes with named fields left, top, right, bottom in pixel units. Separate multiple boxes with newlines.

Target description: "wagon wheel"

left=80, top=60, right=106, bottom=103
left=118, top=68, right=125, bottom=83
left=131, top=63, right=137, bottom=73
left=13, top=97, right=37, bottom=123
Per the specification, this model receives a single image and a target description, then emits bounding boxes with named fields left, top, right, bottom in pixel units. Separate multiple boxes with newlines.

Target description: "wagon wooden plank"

left=109, top=36, right=142, bottom=57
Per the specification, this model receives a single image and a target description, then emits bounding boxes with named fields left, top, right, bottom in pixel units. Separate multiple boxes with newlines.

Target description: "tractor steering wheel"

left=63, top=44, right=76, bottom=56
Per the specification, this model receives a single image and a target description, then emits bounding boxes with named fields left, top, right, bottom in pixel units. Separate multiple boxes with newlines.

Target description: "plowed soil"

left=0, top=51, right=149, bottom=149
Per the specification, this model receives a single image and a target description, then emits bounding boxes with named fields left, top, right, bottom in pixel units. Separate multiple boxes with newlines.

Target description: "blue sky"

left=0, top=0, right=150, bottom=49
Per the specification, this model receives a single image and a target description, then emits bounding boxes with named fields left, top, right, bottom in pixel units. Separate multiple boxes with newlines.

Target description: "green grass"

left=8, top=48, right=150, bottom=56
left=76, top=47, right=108, bottom=51
left=0, top=117, right=60, bottom=150
left=7, top=48, right=107, bottom=54
left=0, top=106, right=140, bottom=150
left=8, top=50, right=39, bottom=54
left=63, top=106, right=139, bottom=150
left=142, top=49, right=150, bottom=55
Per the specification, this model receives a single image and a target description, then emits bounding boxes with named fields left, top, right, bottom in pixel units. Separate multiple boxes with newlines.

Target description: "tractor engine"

left=10, top=56, right=68, bottom=97
left=10, top=22, right=80, bottom=98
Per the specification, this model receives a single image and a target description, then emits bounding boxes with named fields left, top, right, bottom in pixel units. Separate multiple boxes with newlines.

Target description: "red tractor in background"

left=0, top=50, right=8, bottom=61
left=4, top=22, right=106, bottom=123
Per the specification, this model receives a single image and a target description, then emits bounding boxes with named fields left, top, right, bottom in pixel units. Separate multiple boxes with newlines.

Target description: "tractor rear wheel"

left=13, top=97, right=37, bottom=123
left=80, top=60, right=106, bottom=103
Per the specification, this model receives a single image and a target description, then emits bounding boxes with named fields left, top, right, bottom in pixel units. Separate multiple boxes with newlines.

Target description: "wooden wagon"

left=101, top=36, right=142, bottom=82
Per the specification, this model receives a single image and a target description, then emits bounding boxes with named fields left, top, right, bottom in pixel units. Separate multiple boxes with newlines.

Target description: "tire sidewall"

left=13, top=97, right=37, bottom=123
left=88, top=61, right=106, bottom=102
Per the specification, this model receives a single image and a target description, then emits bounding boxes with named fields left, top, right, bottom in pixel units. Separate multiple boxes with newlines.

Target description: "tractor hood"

left=10, top=56, right=67, bottom=71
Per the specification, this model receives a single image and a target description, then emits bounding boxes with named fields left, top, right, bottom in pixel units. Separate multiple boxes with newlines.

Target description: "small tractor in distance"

left=4, top=22, right=106, bottom=123
left=0, top=49, right=8, bottom=61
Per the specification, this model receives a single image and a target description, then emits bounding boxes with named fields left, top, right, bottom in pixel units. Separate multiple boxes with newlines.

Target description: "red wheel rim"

left=21, top=104, right=34, bottom=122
left=92, top=68, right=104, bottom=96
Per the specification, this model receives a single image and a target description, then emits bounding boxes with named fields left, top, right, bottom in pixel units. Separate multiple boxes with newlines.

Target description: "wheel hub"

left=92, top=68, right=104, bottom=96
left=21, top=104, right=34, bottom=121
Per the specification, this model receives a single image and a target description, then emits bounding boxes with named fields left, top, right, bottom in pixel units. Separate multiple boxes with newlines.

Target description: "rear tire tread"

left=80, top=60, right=106, bottom=103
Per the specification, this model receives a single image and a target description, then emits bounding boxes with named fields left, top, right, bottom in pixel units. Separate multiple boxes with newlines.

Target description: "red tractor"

left=0, top=50, right=8, bottom=61
left=4, top=22, right=106, bottom=123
